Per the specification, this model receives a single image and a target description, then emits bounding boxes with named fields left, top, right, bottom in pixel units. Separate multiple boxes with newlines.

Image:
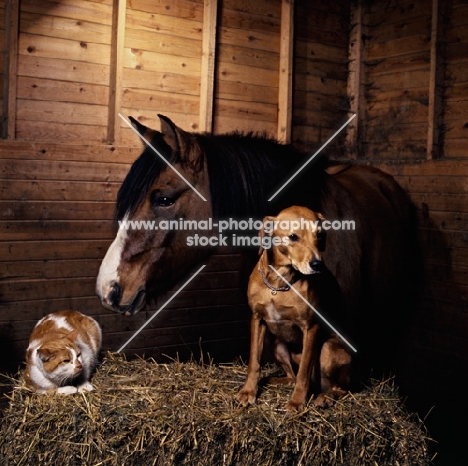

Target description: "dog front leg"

left=286, top=324, right=320, bottom=412
left=236, top=316, right=266, bottom=405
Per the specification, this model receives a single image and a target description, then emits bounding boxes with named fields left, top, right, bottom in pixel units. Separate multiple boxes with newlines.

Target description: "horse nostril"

left=310, top=259, right=324, bottom=272
left=108, top=282, right=121, bottom=306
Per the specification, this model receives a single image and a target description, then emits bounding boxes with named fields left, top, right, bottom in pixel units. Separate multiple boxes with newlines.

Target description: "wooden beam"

left=107, top=0, right=127, bottom=144
left=3, top=0, right=20, bottom=140
left=427, top=0, right=443, bottom=160
left=199, top=0, right=218, bottom=133
left=346, top=0, right=365, bottom=159
left=277, top=0, right=294, bottom=143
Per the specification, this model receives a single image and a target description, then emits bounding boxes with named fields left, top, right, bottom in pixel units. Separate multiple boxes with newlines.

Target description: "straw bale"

left=0, top=353, right=434, bottom=465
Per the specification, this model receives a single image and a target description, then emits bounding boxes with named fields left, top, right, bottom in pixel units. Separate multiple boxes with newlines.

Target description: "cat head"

left=36, top=332, right=83, bottom=385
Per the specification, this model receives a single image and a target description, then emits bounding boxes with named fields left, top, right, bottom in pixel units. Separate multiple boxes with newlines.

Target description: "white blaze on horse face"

left=96, top=215, right=128, bottom=308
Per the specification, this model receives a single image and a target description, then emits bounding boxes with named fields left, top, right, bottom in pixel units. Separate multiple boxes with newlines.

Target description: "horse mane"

left=116, top=131, right=329, bottom=221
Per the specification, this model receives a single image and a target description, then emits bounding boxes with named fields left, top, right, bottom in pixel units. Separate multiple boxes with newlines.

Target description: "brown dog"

left=236, top=206, right=352, bottom=411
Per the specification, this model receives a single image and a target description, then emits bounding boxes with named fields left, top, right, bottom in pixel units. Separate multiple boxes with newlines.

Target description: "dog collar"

left=257, top=267, right=290, bottom=295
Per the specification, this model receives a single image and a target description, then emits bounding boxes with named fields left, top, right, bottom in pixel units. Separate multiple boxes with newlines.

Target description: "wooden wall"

left=0, top=0, right=351, bottom=372
left=346, top=4, right=468, bottom=460
left=1, top=0, right=467, bottom=429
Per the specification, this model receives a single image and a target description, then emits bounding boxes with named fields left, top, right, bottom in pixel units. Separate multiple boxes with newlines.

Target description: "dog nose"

left=107, top=282, right=121, bottom=307
left=310, top=259, right=324, bottom=273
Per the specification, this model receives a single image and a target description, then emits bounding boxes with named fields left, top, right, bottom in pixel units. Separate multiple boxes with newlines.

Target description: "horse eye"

left=154, top=196, right=175, bottom=207
left=289, top=234, right=299, bottom=242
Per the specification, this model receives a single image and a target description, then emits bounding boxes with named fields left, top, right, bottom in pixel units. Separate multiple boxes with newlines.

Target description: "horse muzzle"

left=98, top=282, right=147, bottom=316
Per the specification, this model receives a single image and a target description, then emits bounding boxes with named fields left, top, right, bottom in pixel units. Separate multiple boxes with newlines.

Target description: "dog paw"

left=286, top=399, right=305, bottom=412
left=236, top=389, right=256, bottom=406
left=313, top=393, right=334, bottom=408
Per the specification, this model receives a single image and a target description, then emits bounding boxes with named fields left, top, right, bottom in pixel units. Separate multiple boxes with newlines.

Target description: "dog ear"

left=258, top=216, right=275, bottom=256
left=317, top=213, right=326, bottom=252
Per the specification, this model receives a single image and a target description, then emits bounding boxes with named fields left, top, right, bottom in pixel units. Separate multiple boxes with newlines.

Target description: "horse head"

left=96, top=115, right=211, bottom=315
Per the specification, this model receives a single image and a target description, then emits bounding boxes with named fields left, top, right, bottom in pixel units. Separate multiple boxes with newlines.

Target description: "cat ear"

left=67, top=329, right=79, bottom=341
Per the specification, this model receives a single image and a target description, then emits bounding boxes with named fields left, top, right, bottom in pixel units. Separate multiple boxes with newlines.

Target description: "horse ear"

left=158, top=114, right=189, bottom=154
left=129, top=116, right=159, bottom=144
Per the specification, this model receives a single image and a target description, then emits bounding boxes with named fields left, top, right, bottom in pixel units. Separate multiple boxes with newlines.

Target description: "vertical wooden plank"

left=107, top=0, right=126, bottom=144
left=346, top=0, right=364, bottom=159
left=199, top=0, right=218, bottom=133
left=3, top=0, right=19, bottom=140
left=277, top=0, right=294, bottom=144
left=427, top=0, right=443, bottom=160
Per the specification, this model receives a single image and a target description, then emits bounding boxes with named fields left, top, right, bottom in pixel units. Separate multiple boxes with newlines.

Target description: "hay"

left=0, top=353, right=434, bottom=466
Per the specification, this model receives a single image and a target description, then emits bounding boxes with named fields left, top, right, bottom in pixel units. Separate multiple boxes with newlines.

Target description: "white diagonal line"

left=268, top=114, right=357, bottom=201
left=117, top=265, right=207, bottom=353
left=119, top=113, right=207, bottom=202
left=268, top=265, right=357, bottom=353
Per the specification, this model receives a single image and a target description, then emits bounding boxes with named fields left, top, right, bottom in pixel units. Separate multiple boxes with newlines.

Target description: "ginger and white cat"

left=25, top=310, right=102, bottom=394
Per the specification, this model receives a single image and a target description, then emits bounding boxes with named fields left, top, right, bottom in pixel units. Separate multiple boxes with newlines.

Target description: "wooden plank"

left=16, top=99, right=108, bottom=126
left=21, top=0, right=113, bottom=26
left=17, top=76, right=109, bottom=106
left=199, top=0, right=218, bottom=133
left=346, top=0, right=364, bottom=158
left=3, top=0, right=19, bottom=139
left=1, top=158, right=129, bottom=182
left=0, top=200, right=114, bottom=220
left=18, top=33, right=112, bottom=66
left=0, top=219, right=116, bottom=241
left=0, top=239, right=112, bottom=261
left=18, top=55, right=110, bottom=86
left=427, top=0, right=443, bottom=160
left=277, top=0, right=294, bottom=143
left=107, top=0, right=126, bottom=144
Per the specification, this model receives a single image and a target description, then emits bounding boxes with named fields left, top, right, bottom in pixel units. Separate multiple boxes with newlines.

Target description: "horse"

left=96, top=114, right=418, bottom=373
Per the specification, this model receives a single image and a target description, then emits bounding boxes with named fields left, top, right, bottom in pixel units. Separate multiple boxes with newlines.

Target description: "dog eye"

left=62, top=359, right=71, bottom=364
left=288, top=234, right=299, bottom=242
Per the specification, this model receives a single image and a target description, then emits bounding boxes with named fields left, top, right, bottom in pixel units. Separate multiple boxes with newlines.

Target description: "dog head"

left=261, top=206, right=326, bottom=275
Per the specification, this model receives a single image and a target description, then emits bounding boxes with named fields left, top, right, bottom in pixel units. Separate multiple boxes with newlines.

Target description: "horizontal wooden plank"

left=442, top=119, right=468, bottom=140
left=217, top=43, right=279, bottom=71
left=368, top=69, right=430, bottom=90
left=2, top=258, right=101, bottom=281
left=443, top=138, right=468, bottom=158
left=20, top=10, right=112, bottom=45
left=123, top=47, right=201, bottom=77
left=366, top=100, right=428, bottom=123
left=294, top=72, right=347, bottom=96
left=125, top=27, right=201, bottom=58
left=214, top=98, right=277, bottom=123
left=0, top=200, right=114, bottom=221
left=17, top=75, right=109, bottom=106
left=126, top=9, right=203, bottom=42
left=122, top=68, right=200, bottom=96
left=396, top=175, right=468, bottom=195
left=363, top=141, right=427, bottom=160
left=222, top=0, right=281, bottom=29
left=218, top=26, right=280, bottom=54
left=128, top=0, right=204, bottom=21
left=409, top=193, right=468, bottom=214
left=215, top=80, right=277, bottom=104
left=0, top=140, right=138, bottom=163
left=121, top=88, right=199, bottom=115
left=378, top=160, right=468, bottom=177
left=15, top=120, right=108, bottom=144
left=1, top=158, right=128, bottom=182
left=216, top=61, right=279, bottom=88
left=0, top=220, right=116, bottom=241
left=19, top=32, right=112, bottom=66
left=0, top=239, right=112, bottom=261
left=17, top=98, right=108, bottom=126
left=365, top=0, right=433, bottom=25
left=21, top=0, right=113, bottom=25
left=18, top=55, right=110, bottom=86
left=446, top=61, right=468, bottom=84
